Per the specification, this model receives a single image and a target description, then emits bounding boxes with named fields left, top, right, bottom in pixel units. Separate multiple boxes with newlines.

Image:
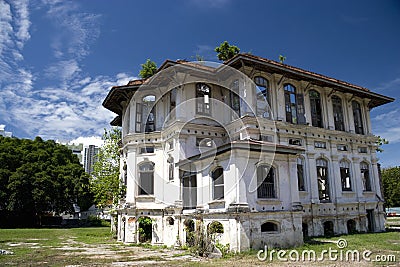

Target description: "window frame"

left=316, top=158, right=330, bottom=202
left=297, top=157, right=306, bottom=191
left=332, top=96, right=345, bottom=131
left=257, top=165, right=276, bottom=199
left=340, top=160, right=352, bottom=191
left=254, top=76, right=271, bottom=119
left=360, top=162, right=372, bottom=191
left=138, top=161, right=155, bottom=195
left=309, top=90, right=323, bottom=128
left=352, top=100, right=364, bottom=135
left=196, top=83, right=211, bottom=115
left=211, top=167, right=224, bottom=200
left=284, top=84, right=305, bottom=124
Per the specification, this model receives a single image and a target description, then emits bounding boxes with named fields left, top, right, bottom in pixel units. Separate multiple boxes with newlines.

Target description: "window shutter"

left=296, top=93, right=306, bottom=124
left=135, top=103, right=143, bottom=133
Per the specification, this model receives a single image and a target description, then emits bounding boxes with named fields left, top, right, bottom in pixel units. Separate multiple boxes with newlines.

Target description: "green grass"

left=0, top=228, right=399, bottom=266
left=0, top=227, right=115, bottom=266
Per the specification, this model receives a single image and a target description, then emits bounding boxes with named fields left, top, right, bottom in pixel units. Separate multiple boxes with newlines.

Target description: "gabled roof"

left=103, top=53, right=394, bottom=122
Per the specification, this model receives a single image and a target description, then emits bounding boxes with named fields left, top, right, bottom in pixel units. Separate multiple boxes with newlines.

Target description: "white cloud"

left=372, top=107, right=400, bottom=143
left=69, top=136, right=104, bottom=147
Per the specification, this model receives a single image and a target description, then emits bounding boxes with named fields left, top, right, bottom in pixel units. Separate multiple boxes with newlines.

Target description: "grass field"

left=0, top=226, right=399, bottom=266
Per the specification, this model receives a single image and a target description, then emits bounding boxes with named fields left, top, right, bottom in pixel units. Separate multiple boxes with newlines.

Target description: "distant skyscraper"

left=84, top=144, right=99, bottom=175
left=0, top=125, right=12, bottom=137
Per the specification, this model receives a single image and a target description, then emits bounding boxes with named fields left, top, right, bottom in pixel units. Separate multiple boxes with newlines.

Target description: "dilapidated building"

left=102, top=54, right=393, bottom=251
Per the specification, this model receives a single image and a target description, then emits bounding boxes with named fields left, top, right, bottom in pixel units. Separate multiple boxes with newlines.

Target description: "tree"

left=215, top=41, right=240, bottom=61
left=279, top=55, right=286, bottom=63
left=382, top=166, right=400, bottom=207
left=139, top=59, right=157, bottom=79
left=90, top=127, right=122, bottom=208
left=0, top=135, right=92, bottom=227
left=376, top=136, right=389, bottom=152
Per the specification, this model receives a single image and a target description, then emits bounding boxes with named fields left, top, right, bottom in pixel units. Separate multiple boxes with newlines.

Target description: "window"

left=257, top=165, right=276, bottom=198
left=337, top=144, right=348, bottom=151
left=196, top=137, right=213, bottom=147
left=254, top=76, right=270, bottom=118
left=309, top=90, right=323, bottom=128
left=316, top=159, right=330, bottom=202
left=168, top=156, right=174, bottom=181
left=289, top=138, right=302, bottom=146
left=352, top=101, right=364, bottom=134
left=196, top=83, right=211, bottom=115
left=140, top=147, right=154, bottom=154
left=138, top=162, right=154, bottom=195
left=212, top=167, right=224, bottom=200
left=135, top=103, right=143, bottom=133
left=182, top=169, right=197, bottom=209
left=297, top=157, right=305, bottom=191
left=260, top=135, right=273, bottom=142
left=332, top=96, right=345, bottom=131
left=169, top=88, right=177, bottom=120
left=340, top=160, right=352, bottom=191
left=360, top=162, right=371, bottom=191
left=284, top=84, right=306, bottom=124
left=230, top=80, right=240, bottom=117
left=261, top=222, right=278, bottom=232
left=358, top=147, right=367, bottom=153
left=140, top=95, right=156, bottom=133
left=314, top=141, right=326, bottom=149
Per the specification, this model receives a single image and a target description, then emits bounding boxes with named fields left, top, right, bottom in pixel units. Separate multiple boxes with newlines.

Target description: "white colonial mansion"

left=102, top=53, right=394, bottom=251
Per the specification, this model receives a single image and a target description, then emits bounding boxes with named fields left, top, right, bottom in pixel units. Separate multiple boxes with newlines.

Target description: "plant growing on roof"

left=139, top=59, right=157, bottom=79
left=215, top=41, right=240, bottom=61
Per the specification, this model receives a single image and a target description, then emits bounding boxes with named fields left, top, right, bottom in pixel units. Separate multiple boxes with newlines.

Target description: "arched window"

left=284, top=84, right=305, bottom=124
left=340, top=160, right=352, bottom=191
left=137, top=95, right=156, bottom=133
left=138, top=162, right=154, bottom=195
left=261, top=221, right=278, bottom=232
left=212, top=167, right=224, bottom=200
left=196, top=83, right=211, bottom=115
left=168, top=156, right=174, bottom=181
left=352, top=101, right=364, bottom=134
left=297, top=157, right=305, bottom=191
left=309, top=90, right=323, bottom=128
left=360, top=162, right=371, bottom=191
left=332, top=96, right=345, bottom=131
left=316, top=158, right=330, bottom=202
left=257, top=165, right=275, bottom=198
left=254, top=76, right=270, bottom=118
left=208, top=221, right=224, bottom=234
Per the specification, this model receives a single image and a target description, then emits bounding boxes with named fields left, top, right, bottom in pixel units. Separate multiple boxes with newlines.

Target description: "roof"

left=103, top=53, right=394, bottom=120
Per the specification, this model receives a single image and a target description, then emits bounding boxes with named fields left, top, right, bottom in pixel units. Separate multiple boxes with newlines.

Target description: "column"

left=325, top=90, right=335, bottom=130
left=351, top=157, right=363, bottom=199
left=306, top=152, right=319, bottom=203
left=344, top=93, right=355, bottom=133
left=330, top=155, right=341, bottom=202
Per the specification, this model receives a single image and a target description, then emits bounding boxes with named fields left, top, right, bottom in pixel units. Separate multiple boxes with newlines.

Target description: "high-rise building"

left=84, top=144, right=99, bottom=175
left=0, top=125, right=12, bottom=137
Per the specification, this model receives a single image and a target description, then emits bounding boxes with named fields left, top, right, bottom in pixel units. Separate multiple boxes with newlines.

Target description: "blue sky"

left=0, top=0, right=399, bottom=167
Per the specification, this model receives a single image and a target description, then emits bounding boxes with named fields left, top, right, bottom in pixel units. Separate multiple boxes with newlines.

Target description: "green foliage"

left=376, top=136, right=389, bottom=152
left=86, top=215, right=111, bottom=227
left=139, top=59, right=157, bottom=79
left=0, top=136, right=92, bottom=221
left=138, top=216, right=153, bottom=243
left=382, top=166, right=400, bottom=207
left=208, top=221, right=224, bottom=234
left=90, top=127, right=122, bottom=208
left=279, top=54, right=286, bottom=63
left=215, top=41, right=240, bottom=61
left=215, top=242, right=232, bottom=258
